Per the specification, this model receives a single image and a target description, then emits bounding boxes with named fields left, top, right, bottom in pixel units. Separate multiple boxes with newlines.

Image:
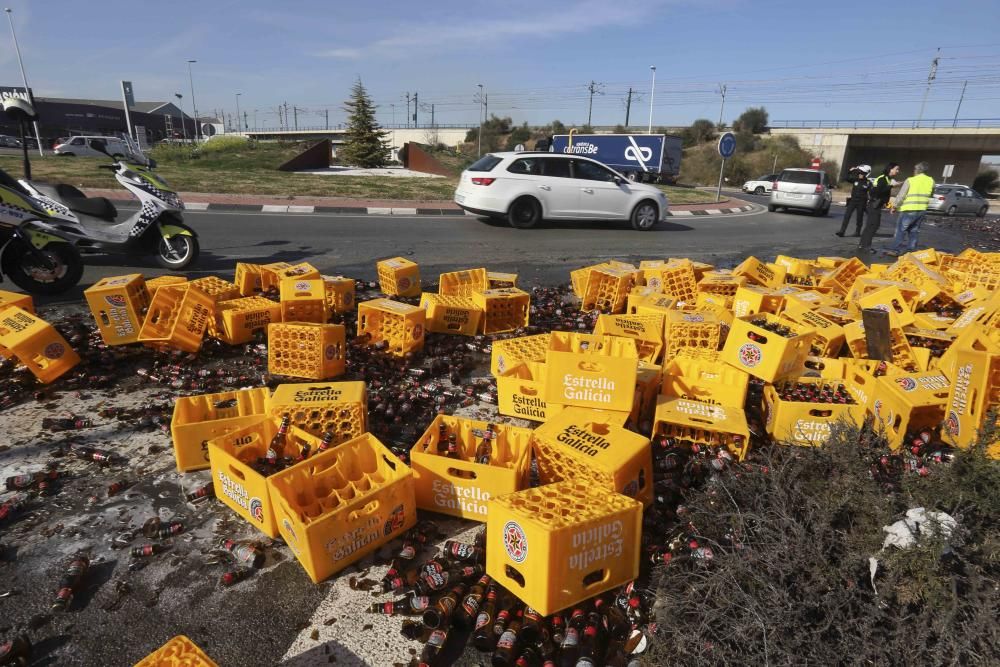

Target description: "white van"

left=53, top=136, right=133, bottom=158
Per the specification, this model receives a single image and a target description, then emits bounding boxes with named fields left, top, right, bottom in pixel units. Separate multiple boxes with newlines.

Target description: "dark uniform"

left=859, top=172, right=893, bottom=251
left=836, top=170, right=871, bottom=236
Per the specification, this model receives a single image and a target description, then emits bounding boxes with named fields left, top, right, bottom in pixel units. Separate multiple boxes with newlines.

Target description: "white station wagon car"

left=453, top=152, right=670, bottom=230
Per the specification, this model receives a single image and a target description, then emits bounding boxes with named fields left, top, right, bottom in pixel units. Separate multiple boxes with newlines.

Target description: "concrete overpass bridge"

left=769, top=119, right=1000, bottom=184
left=243, top=125, right=472, bottom=155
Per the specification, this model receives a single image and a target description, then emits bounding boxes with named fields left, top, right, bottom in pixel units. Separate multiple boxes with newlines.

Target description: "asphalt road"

left=42, top=196, right=972, bottom=305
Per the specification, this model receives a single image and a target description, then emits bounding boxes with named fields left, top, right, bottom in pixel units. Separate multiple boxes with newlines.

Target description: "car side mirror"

left=613, top=176, right=624, bottom=185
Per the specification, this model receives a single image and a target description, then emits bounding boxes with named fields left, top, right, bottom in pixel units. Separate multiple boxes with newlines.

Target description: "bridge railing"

left=770, top=119, right=1000, bottom=130
left=245, top=124, right=473, bottom=132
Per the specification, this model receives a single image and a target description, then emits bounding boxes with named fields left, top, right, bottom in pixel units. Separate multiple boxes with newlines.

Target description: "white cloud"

left=315, top=47, right=362, bottom=59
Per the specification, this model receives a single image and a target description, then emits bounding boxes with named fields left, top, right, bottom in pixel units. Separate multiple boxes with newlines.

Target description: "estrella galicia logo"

left=249, top=497, right=264, bottom=522
left=104, top=294, right=127, bottom=307
left=413, top=324, right=423, bottom=340
left=293, top=280, right=311, bottom=291
left=895, top=377, right=917, bottom=392
left=398, top=277, right=412, bottom=291
left=503, top=521, right=528, bottom=563
left=737, top=343, right=762, bottom=368
left=282, top=518, right=298, bottom=546
left=324, top=344, right=336, bottom=360
left=683, top=314, right=705, bottom=323
left=946, top=411, right=960, bottom=437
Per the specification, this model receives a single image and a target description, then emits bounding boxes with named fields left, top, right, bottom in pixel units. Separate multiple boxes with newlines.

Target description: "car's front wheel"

left=977, top=205, right=988, bottom=218
left=947, top=205, right=957, bottom=216
left=631, top=200, right=659, bottom=231
left=768, top=204, right=778, bottom=212
left=508, top=196, right=541, bottom=229
left=754, top=186, right=765, bottom=195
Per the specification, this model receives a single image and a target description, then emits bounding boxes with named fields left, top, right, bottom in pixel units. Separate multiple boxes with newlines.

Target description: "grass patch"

left=0, top=141, right=458, bottom=201
left=656, top=185, right=725, bottom=205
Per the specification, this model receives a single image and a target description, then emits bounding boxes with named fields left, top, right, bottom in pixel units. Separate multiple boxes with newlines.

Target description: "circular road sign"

left=718, top=132, right=736, bottom=158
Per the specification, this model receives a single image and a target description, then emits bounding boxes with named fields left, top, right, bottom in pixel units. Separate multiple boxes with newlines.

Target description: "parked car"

left=742, top=174, right=779, bottom=195
left=53, top=136, right=132, bottom=158
left=927, top=184, right=989, bottom=217
left=453, top=152, right=670, bottom=230
left=768, top=168, right=833, bottom=216
left=0, top=135, right=22, bottom=148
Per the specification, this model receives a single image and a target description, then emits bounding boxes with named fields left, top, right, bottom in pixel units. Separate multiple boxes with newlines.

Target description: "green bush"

left=679, top=135, right=830, bottom=187
left=197, top=135, right=251, bottom=155
left=972, top=169, right=999, bottom=196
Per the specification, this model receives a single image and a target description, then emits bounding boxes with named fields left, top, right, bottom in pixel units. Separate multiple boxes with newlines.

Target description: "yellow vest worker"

left=887, top=162, right=935, bottom=255
left=897, top=173, right=935, bottom=212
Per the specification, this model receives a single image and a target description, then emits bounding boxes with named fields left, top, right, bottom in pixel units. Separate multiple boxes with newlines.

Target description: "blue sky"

left=3, top=0, right=1000, bottom=129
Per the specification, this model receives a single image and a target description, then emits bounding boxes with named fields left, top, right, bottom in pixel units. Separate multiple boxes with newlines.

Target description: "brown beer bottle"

left=471, top=585, right=500, bottom=651
left=422, top=582, right=467, bottom=629
left=475, top=425, right=494, bottom=465
left=436, top=421, right=449, bottom=456
left=492, top=610, right=524, bottom=667
left=418, top=628, right=448, bottom=667
left=267, top=415, right=290, bottom=465
left=454, top=573, right=492, bottom=629
left=367, top=595, right=431, bottom=616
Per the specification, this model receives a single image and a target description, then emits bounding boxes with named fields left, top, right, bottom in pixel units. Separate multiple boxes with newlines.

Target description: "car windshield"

left=780, top=171, right=821, bottom=184
left=933, top=186, right=956, bottom=194
left=467, top=155, right=502, bottom=172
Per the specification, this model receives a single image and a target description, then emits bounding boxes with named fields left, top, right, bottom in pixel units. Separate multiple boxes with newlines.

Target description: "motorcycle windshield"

left=0, top=184, right=56, bottom=222
left=131, top=167, right=176, bottom=193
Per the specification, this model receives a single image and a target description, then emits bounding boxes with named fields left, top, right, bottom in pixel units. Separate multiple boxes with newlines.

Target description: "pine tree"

left=340, top=79, right=390, bottom=168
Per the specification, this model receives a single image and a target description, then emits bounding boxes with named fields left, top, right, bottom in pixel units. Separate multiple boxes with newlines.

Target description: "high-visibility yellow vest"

left=898, top=173, right=935, bottom=212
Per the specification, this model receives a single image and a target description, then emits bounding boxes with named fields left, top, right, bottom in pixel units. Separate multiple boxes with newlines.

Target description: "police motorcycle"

left=7, top=103, right=199, bottom=270
left=0, top=98, right=83, bottom=294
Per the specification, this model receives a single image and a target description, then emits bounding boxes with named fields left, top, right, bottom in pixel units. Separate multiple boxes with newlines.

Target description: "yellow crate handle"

left=348, top=499, right=380, bottom=522
left=576, top=361, right=605, bottom=373
left=228, top=464, right=247, bottom=480
left=446, top=466, right=478, bottom=480
left=518, top=385, right=539, bottom=396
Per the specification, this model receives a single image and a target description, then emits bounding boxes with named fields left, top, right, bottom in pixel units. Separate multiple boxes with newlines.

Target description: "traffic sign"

left=942, top=164, right=954, bottom=178
left=811, top=157, right=821, bottom=170
left=717, top=132, right=736, bottom=158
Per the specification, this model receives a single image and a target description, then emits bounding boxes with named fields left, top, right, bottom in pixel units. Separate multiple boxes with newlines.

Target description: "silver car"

left=0, top=135, right=22, bottom=148
left=927, top=185, right=989, bottom=217
left=768, top=168, right=833, bottom=216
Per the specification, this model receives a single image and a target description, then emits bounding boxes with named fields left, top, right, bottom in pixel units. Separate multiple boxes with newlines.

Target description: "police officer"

left=836, top=164, right=871, bottom=237
left=858, top=162, right=899, bottom=253
left=885, top=162, right=935, bottom=256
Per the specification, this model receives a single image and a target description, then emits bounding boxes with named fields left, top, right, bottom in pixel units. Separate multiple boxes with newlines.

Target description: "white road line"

left=390, top=207, right=418, bottom=215
left=287, top=205, right=315, bottom=213
left=705, top=209, right=722, bottom=215
left=262, top=205, right=289, bottom=213
left=671, top=210, right=694, bottom=216
left=367, top=207, right=393, bottom=215
left=729, top=207, right=742, bottom=213
left=186, top=202, right=210, bottom=211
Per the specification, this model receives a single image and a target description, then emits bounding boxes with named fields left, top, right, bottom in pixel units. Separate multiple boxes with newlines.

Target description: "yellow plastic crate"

left=625, top=286, right=662, bottom=313
left=883, top=256, right=956, bottom=307
left=630, top=361, right=663, bottom=430
left=259, top=261, right=293, bottom=291
left=734, top=256, right=787, bottom=289
left=0, top=289, right=33, bottom=315
left=277, top=262, right=322, bottom=282
left=943, top=349, right=1000, bottom=457
left=410, top=415, right=533, bottom=521
left=234, top=262, right=265, bottom=296
left=420, top=292, right=483, bottom=336
left=763, top=379, right=865, bottom=446
left=843, top=321, right=920, bottom=373
left=531, top=410, right=652, bottom=507
left=472, top=288, right=530, bottom=334
left=592, top=313, right=664, bottom=363
left=697, top=271, right=746, bottom=300
left=581, top=266, right=637, bottom=313
left=652, top=396, right=751, bottom=461
left=84, top=274, right=150, bottom=345
left=661, top=354, right=750, bottom=408
left=376, top=256, right=421, bottom=297
left=632, top=293, right=678, bottom=317
left=780, top=309, right=845, bottom=358
left=213, top=296, right=282, bottom=345
left=856, top=285, right=917, bottom=328
left=869, top=371, right=951, bottom=450
left=208, top=416, right=323, bottom=537
left=721, top=313, right=815, bottom=382
left=134, top=635, right=218, bottom=667
left=268, top=432, right=416, bottom=583
left=439, top=267, right=488, bottom=297
left=497, top=361, right=564, bottom=422
left=322, top=275, right=355, bottom=313
left=188, top=276, right=240, bottom=302
left=280, top=278, right=329, bottom=324
left=638, top=259, right=669, bottom=288
left=490, top=333, right=550, bottom=377
left=544, top=332, right=639, bottom=412
left=731, top=285, right=785, bottom=318
left=486, top=481, right=642, bottom=616
left=819, top=257, right=868, bottom=295
left=655, top=260, right=699, bottom=303
left=487, top=271, right=518, bottom=289
left=0, top=306, right=80, bottom=383
left=663, top=310, right=723, bottom=360
left=170, top=387, right=270, bottom=472
left=267, top=381, right=367, bottom=441
left=144, top=275, right=187, bottom=297
left=138, top=284, right=214, bottom=353
left=357, top=298, right=425, bottom=355
left=267, top=322, right=345, bottom=379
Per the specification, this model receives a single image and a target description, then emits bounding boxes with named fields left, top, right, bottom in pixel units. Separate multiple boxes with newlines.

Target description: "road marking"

left=730, top=207, right=743, bottom=213
left=262, top=205, right=288, bottom=213
left=390, top=207, right=418, bottom=215
left=671, top=210, right=694, bottom=216
left=367, top=207, right=392, bottom=215
left=186, top=202, right=210, bottom=211
left=287, top=205, right=316, bottom=213
left=705, top=209, right=722, bottom=215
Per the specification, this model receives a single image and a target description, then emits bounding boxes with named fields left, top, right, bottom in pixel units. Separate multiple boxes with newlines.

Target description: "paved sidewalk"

left=83, top=188, right=758, bottom=217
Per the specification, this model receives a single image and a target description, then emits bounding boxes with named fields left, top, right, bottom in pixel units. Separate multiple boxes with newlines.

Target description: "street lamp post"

left=175, top=93, right=188, bottom=141
left=235, top=93, right=242, bottom=135
left=647, top=65, right=656, bottom=134
left=4, top=8, right=43, bottom=156
left=477, top=83, right=484, bottom=157
left=187, top=60, right=200, bottom=142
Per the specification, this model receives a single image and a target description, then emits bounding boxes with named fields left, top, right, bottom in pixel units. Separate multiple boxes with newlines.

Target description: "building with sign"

left=0, top=86, right=196, bottom=146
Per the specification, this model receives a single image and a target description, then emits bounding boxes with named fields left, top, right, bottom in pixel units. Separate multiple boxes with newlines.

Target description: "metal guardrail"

left=245, top=124, right=473, bottom=132
left=770, top=119, right=1000, bottom=130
